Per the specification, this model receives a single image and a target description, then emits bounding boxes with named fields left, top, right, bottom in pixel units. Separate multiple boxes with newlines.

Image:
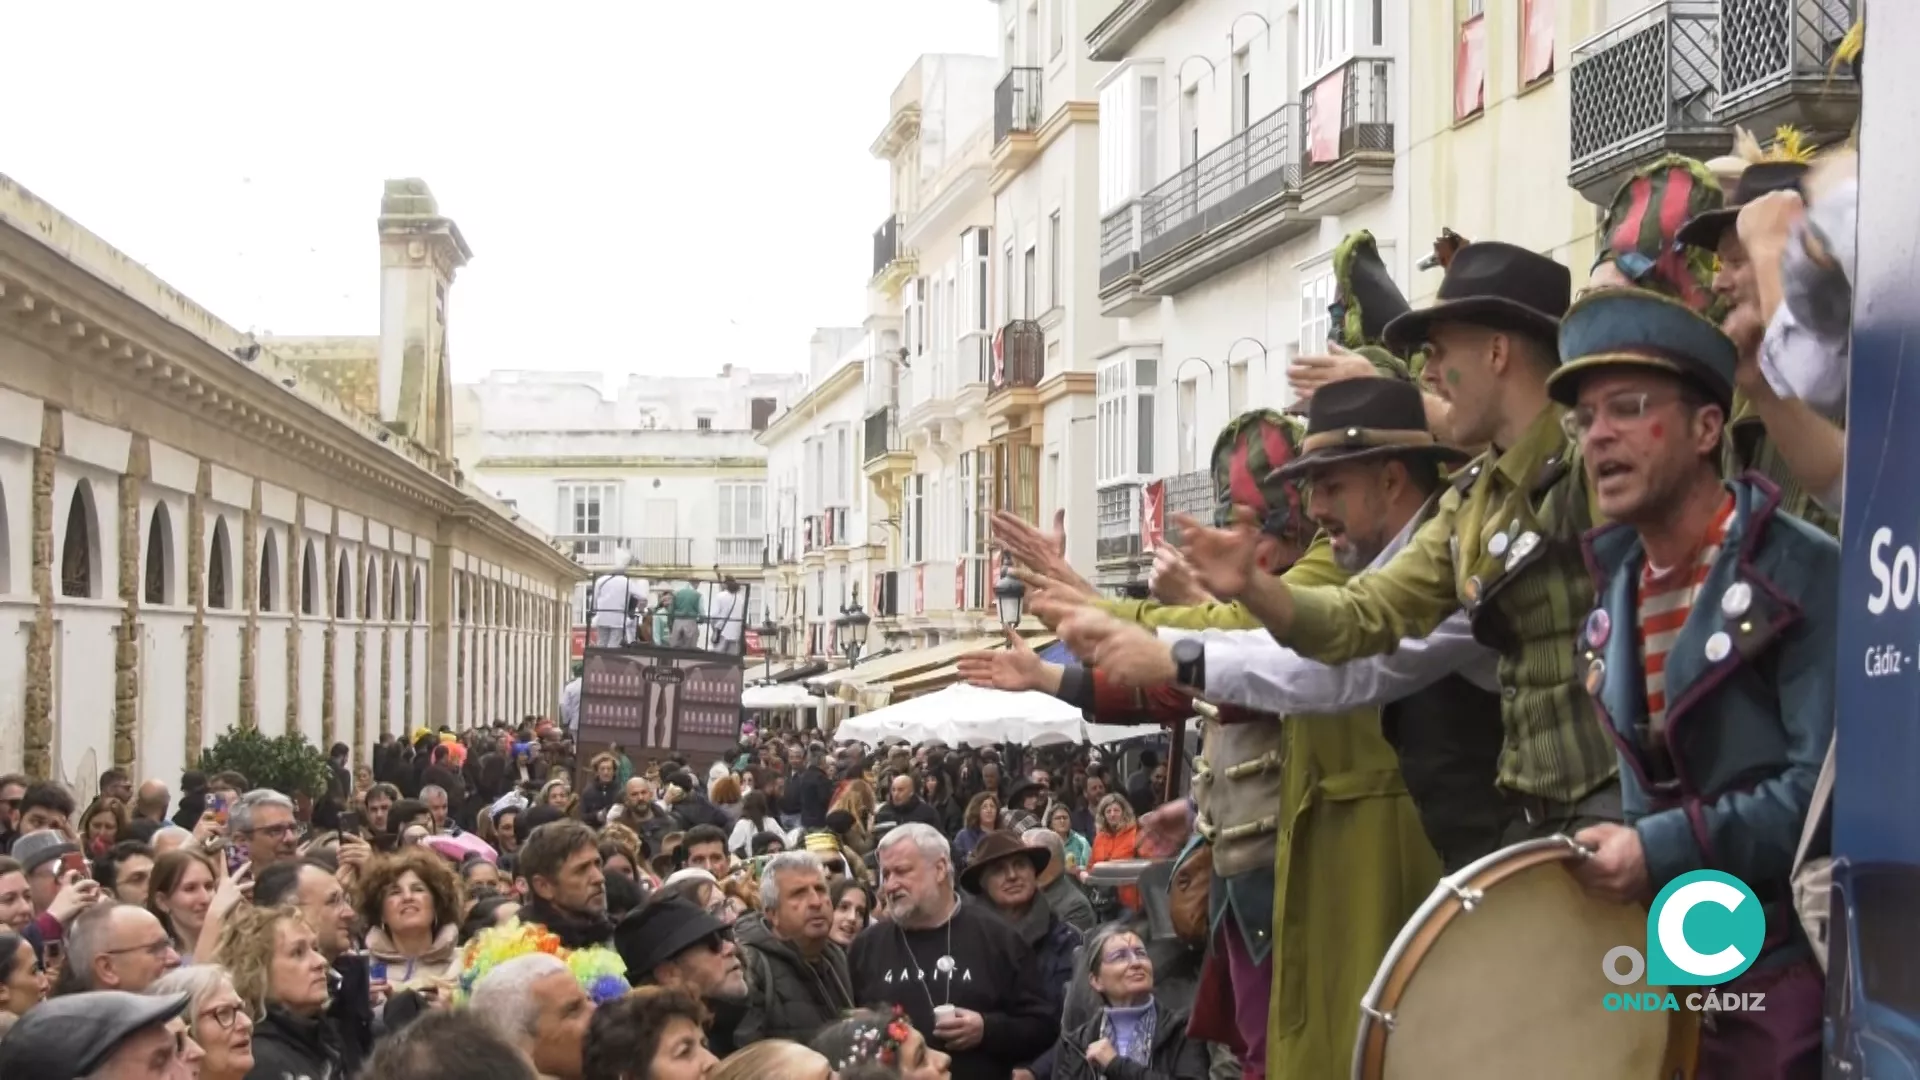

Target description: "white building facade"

left=0, top=176, right=579, bottom=796
left=863, top=54, right=1010, bottom=649
left=1091, top=0, right=1412, bottom=584
left=760, top=330, right=876, bottom=662
left=453, top=367, right=804, bottom=629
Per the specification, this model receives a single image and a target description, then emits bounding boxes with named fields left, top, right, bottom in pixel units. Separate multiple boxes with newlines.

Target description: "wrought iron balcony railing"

left=990, top=320, right=1045, bottom=392
left=1718, top=0, right=1855, bottom=114
left=1569, top=2, right=1721, bottom=179
left=863, top=407, right=902, bottom=462
left=1097, top=483, right=1143, bottom=563
left=995, top=67, right=1043, bottom=145
left=713, top=537, right=768, bottom=566
left=1161, top=469, right=1216, bottom=541
left=1139, top=103, right=1302, bottom=265
left=873, top=215, right=900, bottom=278
left=1301, top=58, right=1394, bottom=174
left=1099, top=204, right=1138, bottom=288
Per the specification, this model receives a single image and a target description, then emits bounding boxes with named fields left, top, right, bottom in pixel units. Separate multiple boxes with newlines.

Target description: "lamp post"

left=839, top=601, right=871, bottom=667
left=758, top=616, right=780, bottom=679
left=994, top=553, right=1026, bottom=628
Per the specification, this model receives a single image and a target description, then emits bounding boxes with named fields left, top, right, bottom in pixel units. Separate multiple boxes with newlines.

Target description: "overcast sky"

left=2, top=3, right=998, bottom=383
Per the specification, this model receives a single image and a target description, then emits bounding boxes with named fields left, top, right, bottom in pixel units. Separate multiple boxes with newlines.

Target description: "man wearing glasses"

left=60, top=902, right=181, bottom=993
left=228, top=789, right=301, bottom=868
left=614, top=894, right=750, bottom=1055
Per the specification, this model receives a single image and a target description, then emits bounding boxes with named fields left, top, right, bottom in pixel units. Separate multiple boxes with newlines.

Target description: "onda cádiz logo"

left=1600, top=870, right=1769, bottom=1014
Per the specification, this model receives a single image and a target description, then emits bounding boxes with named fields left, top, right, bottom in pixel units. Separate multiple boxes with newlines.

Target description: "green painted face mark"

left=1444, top=368, right=1463, bottom=387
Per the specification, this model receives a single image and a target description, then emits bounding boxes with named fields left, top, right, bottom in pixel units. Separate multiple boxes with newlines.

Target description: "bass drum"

left=1352, top=836, right=1698, bottom=1080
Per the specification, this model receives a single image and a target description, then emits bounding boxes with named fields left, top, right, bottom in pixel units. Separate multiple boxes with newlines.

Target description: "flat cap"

left=0, top=990, right=190, bottom=1079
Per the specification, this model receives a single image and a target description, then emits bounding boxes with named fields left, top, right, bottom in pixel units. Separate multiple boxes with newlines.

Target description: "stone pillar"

left=427, top=544, right=452, bottom=731
left=114, top=436, right=150, bottom=774
left=185, top=463, right=209, bottom=764
left=321, top=516, right=338, bottom=753
left=286, top=501, right=303, bottom=739
left=23, top=406, right=62, bottom=779
left=239, top=481, right=261, bottom=731
left=455, top=570, right=468, bottom=730
left=379, top=556, right=392, bottom=741
left=353, top=524, right=368, bottom=756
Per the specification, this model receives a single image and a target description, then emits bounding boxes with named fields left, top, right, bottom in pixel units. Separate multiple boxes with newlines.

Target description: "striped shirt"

left=1638, top=494, right=1735, bottom=732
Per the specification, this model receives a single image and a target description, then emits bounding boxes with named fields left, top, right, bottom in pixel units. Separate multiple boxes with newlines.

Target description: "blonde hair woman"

left=216, top=906, right=338, bottom=1078
left=712, top=1040, right=831, bottom=1080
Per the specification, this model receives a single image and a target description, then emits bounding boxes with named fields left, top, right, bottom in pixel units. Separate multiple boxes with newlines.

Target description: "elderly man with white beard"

left=847, top=823, right=1056, bottom=1080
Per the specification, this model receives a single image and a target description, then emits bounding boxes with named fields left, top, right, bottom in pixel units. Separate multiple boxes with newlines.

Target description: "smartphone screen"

left=58, top=851, right=88, bottom=880
left=338, top=811, right=362, bottom=835
left=209, top=793, right=229, bottom=824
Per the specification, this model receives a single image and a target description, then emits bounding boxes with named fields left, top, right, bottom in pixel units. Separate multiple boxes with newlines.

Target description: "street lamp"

left=840, top=601, right=870, bottom=666
left=758, top=616, right=780, bottom=679
left=994, top=553, right=1026, bottom=628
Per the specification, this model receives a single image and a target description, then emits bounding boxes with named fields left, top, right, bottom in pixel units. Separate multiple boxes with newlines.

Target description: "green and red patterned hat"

left=1209, top=410, right=1311, bottom=545
left=1594, top=154, right=1724, bottom=317
left=1331, top=230, right=1413, bottom=357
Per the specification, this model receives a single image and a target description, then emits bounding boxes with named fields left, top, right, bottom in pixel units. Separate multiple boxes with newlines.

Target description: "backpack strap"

left=1793, top=734, right=1836, bottom=874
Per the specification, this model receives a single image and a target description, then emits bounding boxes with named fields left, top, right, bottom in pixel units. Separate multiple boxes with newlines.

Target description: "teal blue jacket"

left=1582, top=474, right=1836, bottom=895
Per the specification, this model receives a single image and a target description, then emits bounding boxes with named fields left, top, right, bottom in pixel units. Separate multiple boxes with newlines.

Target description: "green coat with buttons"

left=1097, top=536, right=1439, bottom=1080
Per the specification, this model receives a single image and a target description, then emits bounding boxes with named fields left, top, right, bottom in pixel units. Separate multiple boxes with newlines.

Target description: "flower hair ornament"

left=451, top=919, right=631, bottom=1006
left=820, top=1006, right=915, bottom=1071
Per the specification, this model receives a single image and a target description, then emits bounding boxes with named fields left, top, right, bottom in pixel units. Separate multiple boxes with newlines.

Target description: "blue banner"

left=1829, top=8, right=1920, bottom=1073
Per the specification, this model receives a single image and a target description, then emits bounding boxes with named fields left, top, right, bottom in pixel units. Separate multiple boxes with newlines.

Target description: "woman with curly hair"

left=356, top=847, right=466, bottom=991
left=79, top=796, right=131, bottom=858
left=216, top=905, right=339, bottom=1079
left=951, top=792, right=1001, bottom=873
left=829, top=780, right=877, bottom=857
left=584, top=986, right=718, bottom=1080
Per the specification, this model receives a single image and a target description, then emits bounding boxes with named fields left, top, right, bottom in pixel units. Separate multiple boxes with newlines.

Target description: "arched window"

left=60, top=482, right=100, bottom=598
left=208, top=517, right=231, bottom=609
left=409, top=568, right=423, bottom=622
left=456, top=573, right=468, bottom=622
left=387, top=561, right=400, bottom=620
left=335, top=552, right=353, bottom=618
left=258, top=529, right=280, bottom=612
left=365, top=556, right=380, bottom=622
left=301, top=540, right=319, bottom=616
left=144, top=502, right=175, bottom=606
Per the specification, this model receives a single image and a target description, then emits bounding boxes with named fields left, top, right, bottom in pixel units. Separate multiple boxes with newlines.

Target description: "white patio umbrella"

left=741, top=683, right=820, bottom=709
left=834, top=683, right=1096, bottom=747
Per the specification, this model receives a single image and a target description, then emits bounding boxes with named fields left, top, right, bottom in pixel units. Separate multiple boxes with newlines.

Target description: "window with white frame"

left=905, top=473, right=925, bottom=563
left=1227, top=359, right=1248, bottom=417
left=1300, top=266, right=1337, bottom=353
left=716, top=483, right=765, bottom=538
left=1139, top=75, right=1160, bottom=191
left=904, top=277, right=925, bottom=363
left=1177, top=378, right=1199, bottom=473
left=1098, top=67, right=1166, bottom=214
left=1096, top=356, right=1158, bottom=483
left=831, top=425, right=851, bottom=505
left=1302, top=0, right=1354, bottom=82
left=1003, top=243, right=1016, bottom=325
left=1023, top=246, right=1037, bottom=318
left=556, top=483, right=618, bottom=542
left=1232, top=50, right=1251, bottom=132
left=1048, top=211, right=1062, bottom=310
left=964, top=228, right=991, bottom=331
left=1180, top=86, right=1200, bottom=167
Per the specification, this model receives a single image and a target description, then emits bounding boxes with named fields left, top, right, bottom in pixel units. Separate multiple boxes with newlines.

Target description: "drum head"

left=1357, top=840, right=1681, bottom=1080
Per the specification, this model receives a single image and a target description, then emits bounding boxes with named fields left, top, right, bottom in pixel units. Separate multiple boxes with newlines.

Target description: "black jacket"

left=669, top=792, right=730, bottom=833
left=579, top=780, right=621, bottom=825
left=848, top=899, right=1058, bottom=1080
left=520, top=894, right=615, bottom=950
left=874, top=796, right=944, bottom=833
left=734, top=914, right=856, bottom=1045
left=1050, top=999, right=1209, bottom=1080
left=794, top=766, right=834, bottom=828
left=246, top=1004, right=344, bottom=1080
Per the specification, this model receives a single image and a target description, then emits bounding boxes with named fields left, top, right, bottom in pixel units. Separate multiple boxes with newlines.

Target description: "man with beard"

left=873, top=773, right=941, bottom=832
left=847, top=824, right=1055, bottom=1080
left=616, top=895, right=750, bottom=1056
left=959, top=833, right=1080, bottom=1022
left=735, top=852, right=854, bottom=1045
left=619, top=777, right=675, bottom=854
left=1549, top=290, right=1833, bottom=1078
left=792, top=747, right=834, bottom=830
left=518, top=820, right=612, bottom=949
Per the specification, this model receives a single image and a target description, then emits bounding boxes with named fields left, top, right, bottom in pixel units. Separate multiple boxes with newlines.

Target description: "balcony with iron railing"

left=563, top=535, right=698, bottom=568
left=1131, top=102, right=1312, bottom=297
left=714, top=537, right=768, bottom=566
left=872, top=216, right=899, bottom=278
left=1162, top=468, right=1216, bottom=528
left=1298, top=58, right=1396, bottom=216
left=1096, top=483, right=1145, bottom=567
left=872, top=570, right=901, bottom=618
left=864, top=407, right=902, bottom=464
left=989, top=320, right=1045, bottom=397
left=994, top=67, right=1043, bottom=145
left=1714, top=0, right=1858, bottom=138
left=1568, top=2, right=1727, bottom=204
left=1099, top=205, right=1140, bottom=292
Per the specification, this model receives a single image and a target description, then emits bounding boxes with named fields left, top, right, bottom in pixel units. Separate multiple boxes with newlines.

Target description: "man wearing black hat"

left=1045, top=377, right=1511, bottom=872
left=960, top=832, right=1081, bottom=1019
left=1677, top=159, right=1839, bottom=538
left=1175, top=242, right=1626, bottom=845
left=1547, top=289, right=1833, bottom=1080
left=615, top=894, right=750, bottom=1055
left=0, top=989, right=201, bottom=1079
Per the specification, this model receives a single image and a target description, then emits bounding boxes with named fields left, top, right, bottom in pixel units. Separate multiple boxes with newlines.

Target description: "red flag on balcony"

left=914, top=565, right=926, bottom=616
left=1521, top=0, right=1555, bottom=85
left=1141, top=480, right=1165, bottom=552
left=991, top=327, right=1007, bottom=383
left=954, top=562, right=966, bottom=610
left=1455, top=15, right=1487, bottom=121
left=1309, top=72, right=1343, bottom=164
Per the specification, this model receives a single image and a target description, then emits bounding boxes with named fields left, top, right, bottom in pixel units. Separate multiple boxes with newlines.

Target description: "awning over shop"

left=763, top=659, right=829, bottom=684
left=886, top=635, right=1060, bottom=702
left=821, top=633, right=1056, bottom=709
left=832, top=683, right=1152, bottom=747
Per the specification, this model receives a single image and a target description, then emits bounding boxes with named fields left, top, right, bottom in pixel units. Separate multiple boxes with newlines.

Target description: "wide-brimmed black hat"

left=1381, top=242, right=1572, bottom=355
left=1545, top=290, right=1739, bottom=410
left=1675, top=161, right=1810, bottom=251
left=1273, top=377, right=1472, bottom=480
left=615, top=896, right=730, bottom=980
left=959, top=831, right=1051, bottom=894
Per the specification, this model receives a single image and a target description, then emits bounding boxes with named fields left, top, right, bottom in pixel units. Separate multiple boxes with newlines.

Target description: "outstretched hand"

left=956, top=626, right=1051, bottom=692
left=993, top=510, right=1097, bottom=598
left=1173, top=511, right=1263, bottom=600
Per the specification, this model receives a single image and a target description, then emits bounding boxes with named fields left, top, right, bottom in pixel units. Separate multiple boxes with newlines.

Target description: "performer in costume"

left=1550, top=289, right=1833, bottom=1078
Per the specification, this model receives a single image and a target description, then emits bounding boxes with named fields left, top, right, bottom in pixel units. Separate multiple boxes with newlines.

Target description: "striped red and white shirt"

left=1638, top=494, right=1736, bottom=733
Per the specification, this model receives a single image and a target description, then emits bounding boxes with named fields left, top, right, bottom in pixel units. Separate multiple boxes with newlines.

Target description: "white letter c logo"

left=1657, top=879, right=1749, bottom=978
